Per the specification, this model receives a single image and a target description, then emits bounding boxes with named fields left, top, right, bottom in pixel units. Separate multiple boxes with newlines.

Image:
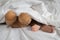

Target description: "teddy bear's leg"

left=5, top=10, right=17, bottom=26
left=10, top=16, right=23, bottom=28
left=11, top=20, right=21, bottom=28
left=18, top=13, right=32, bottom=27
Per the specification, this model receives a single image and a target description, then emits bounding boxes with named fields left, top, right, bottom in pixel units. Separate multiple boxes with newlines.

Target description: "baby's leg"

left=18, top=13, right=32, bottom=26
left=31, top=24, right=40, bottom=31
left=29, top=19, right=42, bottom=31
left=5, top=10, right=17, bottom=26
left=41, top=25, right=54, bottom=33
left=29, top=19, right=54, bottom=32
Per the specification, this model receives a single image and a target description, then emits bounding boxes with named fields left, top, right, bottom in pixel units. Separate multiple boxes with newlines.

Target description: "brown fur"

left=5, top=10, right=32, bottom=28
left=18, top=12, right=32, bottom=26
left=5, top=10, right=16, bottom=25
left=5, top=10, right=54, bottom=33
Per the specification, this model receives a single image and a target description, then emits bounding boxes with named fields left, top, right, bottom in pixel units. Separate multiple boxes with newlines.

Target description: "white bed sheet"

left=0, top=25, right=60, bottom=40
left=0, top=0, right=60, bottom=40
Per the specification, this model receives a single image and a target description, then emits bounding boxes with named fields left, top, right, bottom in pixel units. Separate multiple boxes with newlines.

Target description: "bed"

left=0, top=25, right=58, bottom=40
left=0, top=0, right=60, bottom=40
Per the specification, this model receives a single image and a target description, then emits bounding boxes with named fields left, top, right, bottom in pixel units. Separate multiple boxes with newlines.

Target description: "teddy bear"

left=5, top=10, right=54, bottom=33
left=5, top=10, right=32, bottom=28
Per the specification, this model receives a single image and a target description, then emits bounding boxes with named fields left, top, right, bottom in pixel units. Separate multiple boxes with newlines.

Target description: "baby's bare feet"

left=32, top=24, right=40, bottom=32
left=41, top=25, right=54, bottom=33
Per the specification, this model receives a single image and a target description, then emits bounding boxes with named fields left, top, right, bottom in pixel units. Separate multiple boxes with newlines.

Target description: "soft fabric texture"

left=0, top=0, right=60, bottom=27
left=0, top=0, right=60, bottom=40
left=0, top=0, right=49, bottom=25
left=0, top=25, right=58, bottom=40
left=0, top=0, right=60, bottom=28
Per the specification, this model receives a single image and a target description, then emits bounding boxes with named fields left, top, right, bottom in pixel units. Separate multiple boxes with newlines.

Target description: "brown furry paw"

left=18, top=12, right=32, bottom=25
left=5, top=10, right=17, bottom=25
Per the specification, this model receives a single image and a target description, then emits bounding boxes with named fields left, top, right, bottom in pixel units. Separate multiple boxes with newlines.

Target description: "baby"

left=29, top=19, right=54, bottom=33
left=31, top=24, right=54, bottom=33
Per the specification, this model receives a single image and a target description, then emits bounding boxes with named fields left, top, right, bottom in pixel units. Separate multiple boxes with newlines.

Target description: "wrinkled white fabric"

left=0, top=0, right=49, bottom=24
left=0, top=0, right=60, bottom=27
left=0, top=25, right=58, bottom=40
left=0, top=0, right=59, bottom=27
left=0, top=0, right=60, bottom=40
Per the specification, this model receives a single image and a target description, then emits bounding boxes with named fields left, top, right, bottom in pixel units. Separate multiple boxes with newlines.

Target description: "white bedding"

left=0, top=25, right=59, bottom=40
left=0, top=0, right=60, bottom=27
left=0, top=0, right=60, bottom=40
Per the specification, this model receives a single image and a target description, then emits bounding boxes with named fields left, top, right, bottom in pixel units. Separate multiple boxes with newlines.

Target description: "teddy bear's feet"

left=5, top=10, right=17, bottom=25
